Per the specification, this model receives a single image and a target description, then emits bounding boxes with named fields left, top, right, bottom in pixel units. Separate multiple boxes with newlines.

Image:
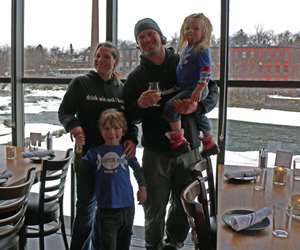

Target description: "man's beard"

left=141, top=46, right=161, bottom=57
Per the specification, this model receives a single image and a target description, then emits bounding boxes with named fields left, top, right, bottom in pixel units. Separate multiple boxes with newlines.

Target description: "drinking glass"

left=148, top=81, right=161, bottom=107
left=292, top=157, right=300, bottom=181
left=254, top=168, right=267, bottom=191
left=29, top=132, right=42, bottom=151
left=291, top=194, right=300, bottom=220
left=272, top=203, right=293, bottom=238
left=6, top=145, right=16, bottom=160
left=273, top=166, right=288, bottom=186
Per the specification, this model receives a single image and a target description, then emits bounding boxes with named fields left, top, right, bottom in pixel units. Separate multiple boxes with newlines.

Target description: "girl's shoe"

left=165, top=129, right=191, bottom=156
left=201, top=135, right=219, bottom=157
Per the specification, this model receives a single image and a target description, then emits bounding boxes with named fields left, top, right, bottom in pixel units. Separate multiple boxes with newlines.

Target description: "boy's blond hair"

left=98, top=109, right=127, bottom=135
left=177, top=13, right=213, bottom=53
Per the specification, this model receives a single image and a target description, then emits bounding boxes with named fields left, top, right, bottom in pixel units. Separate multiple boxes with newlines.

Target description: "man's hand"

left=191, top=84, right=204, bottom=102
left=137, top=90, right=161, bottom=108
left=174, top=99, right=198, bottom=114
left=123, top=140, right=136, bottom=158
left=137, top=186, right=147, bottom=205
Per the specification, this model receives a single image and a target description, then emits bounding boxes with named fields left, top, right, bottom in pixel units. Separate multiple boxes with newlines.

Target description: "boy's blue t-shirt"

left=82, top=144, right=140, bottom=209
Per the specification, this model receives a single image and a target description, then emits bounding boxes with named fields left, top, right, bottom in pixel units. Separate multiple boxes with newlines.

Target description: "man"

left=123, top=18, right=218, bottom=250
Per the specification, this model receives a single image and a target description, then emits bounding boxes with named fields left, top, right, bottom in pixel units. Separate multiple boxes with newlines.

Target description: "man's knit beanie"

left=134, top=18, right=163, bottom=41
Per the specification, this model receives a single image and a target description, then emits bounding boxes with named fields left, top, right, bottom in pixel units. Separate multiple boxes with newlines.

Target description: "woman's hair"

left=98, top=108, right=127, bottom=135
left=93, top=41, right=120, bottom=78
left=177, top=13, right=213, bottom=53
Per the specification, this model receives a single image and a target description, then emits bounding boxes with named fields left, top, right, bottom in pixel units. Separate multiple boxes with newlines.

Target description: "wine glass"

left=148, top=81, right=161, bottom=107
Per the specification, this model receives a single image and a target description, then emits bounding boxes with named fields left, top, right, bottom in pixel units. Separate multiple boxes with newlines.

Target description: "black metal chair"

left=181, top=157, right=216, bottom=250
left=24, top=148, right=73, bottom=250
left=0, top=168, right=36, bottom=250
left=191, top=157, right=216, bottom=218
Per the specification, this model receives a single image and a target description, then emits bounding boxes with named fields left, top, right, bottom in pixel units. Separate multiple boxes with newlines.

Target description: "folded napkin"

left=228, top=207, right=272, bottom=231
left=224, top=168, right=261, bottom=179
left=22, top=150, right=55, bottom=159
left=0, top=169, right=13, bottom=184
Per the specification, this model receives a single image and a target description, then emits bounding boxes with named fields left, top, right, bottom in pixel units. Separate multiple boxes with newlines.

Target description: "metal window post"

left=106, top=0, right=117, bottom=44
left=217, top=0, right=230, bottom=165
left=11, top=0, right=25, bottom=146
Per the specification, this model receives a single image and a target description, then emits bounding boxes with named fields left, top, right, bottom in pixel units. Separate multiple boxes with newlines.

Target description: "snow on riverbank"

left=208, top=107, right=300, bottom=127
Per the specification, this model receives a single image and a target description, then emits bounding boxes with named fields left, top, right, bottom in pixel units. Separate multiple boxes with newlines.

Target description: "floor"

left=26, top=219, right=194, bottom=250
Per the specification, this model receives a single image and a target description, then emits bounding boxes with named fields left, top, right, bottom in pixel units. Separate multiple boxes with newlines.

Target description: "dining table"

left=217, top=164, right=300, bottom=250
left=0, top=145, right=66, bottom=186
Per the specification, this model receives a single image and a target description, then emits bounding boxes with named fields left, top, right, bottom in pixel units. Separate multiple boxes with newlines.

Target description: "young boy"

left=81, top=108, right=147, bottom=250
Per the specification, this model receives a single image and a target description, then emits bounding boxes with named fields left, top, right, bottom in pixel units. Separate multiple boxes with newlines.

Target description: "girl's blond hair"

left=177, top=13, right=213, bottom=53
left=98, top=108, right=127, bottom=135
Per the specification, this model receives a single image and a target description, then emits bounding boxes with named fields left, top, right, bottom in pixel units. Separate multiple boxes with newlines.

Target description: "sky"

left=1, top=0, right=300, bottom=50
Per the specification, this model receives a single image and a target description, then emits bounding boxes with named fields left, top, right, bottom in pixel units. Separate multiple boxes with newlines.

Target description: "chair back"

left=23, top=149, right=72, bottom=250
left=181, top=178, right=214, bottom=250
left=275, top=150, right=293, bottom=168
left=192, top=157, right=216, bottom=217
left=0, top=168, right=36, bottom=239
left=38, top=149, right=73, bottom=217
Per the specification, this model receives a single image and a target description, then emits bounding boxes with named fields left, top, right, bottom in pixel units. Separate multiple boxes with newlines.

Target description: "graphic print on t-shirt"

left=96, top=152, right=127, bottom=172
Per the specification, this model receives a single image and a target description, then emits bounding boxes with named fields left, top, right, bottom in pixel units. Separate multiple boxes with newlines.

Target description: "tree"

left=211, top=34, right=220, bottom=47
left=168, top=33, right=179, bottom=49
left=292, top=32, right=300, bottom=46
left=277, top=30, right=293, bottom=46
left=230, top=29, right=249, bottom=47
left=24, top=44, right=48, bottom=74
left=248, top=25, right=275, bottom=46
left=0, top=45, right=10, bottom=76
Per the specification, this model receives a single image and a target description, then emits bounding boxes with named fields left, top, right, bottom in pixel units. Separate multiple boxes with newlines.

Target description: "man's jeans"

left=142, top=148, right=200, bottom=249
left=70, top=153, right=97, bottom=250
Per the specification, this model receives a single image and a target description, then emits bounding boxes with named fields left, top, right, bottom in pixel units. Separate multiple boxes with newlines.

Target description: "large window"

left=0, top=1, right=11, bottom=145
left=117, top=0, right=221, bottom=152
left=225, top=87, right=300, bottom=166
left=0, top=1, right=11, bottom=77
left=229, top=0, right=300, bottom=81
left=23, top=83, right=67, bottom=148
left=3, top=0, right=300, bottom=225
left=226, top=0, right=300, bottom=166
left=118, top=0, right=221, bottom=79
left=0, top=83, right=12, bottom=145
left=24, top=0, right=107, bottom=78
left=118, top=0, right=221, bottom=226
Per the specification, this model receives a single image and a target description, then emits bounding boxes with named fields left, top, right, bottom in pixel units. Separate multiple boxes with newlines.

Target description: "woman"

left=58, top=42, right=137, bottom=250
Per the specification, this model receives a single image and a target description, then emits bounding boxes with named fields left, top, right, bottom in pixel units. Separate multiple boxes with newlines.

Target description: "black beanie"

left=134, top=18, right=163, bottom=40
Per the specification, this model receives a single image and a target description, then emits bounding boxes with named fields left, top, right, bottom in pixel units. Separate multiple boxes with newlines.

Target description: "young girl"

left=81, top=108, right=147, bottom=250
left=164, top=13, right=218, bottom=155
